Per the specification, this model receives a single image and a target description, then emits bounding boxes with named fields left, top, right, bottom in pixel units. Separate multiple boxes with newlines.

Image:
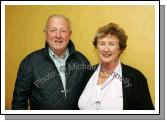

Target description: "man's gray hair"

left=44, top=14, right=71, bottom=32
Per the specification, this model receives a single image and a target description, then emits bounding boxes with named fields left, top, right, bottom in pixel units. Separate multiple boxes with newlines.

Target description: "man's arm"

left=12, top=56, right=33, bottom=110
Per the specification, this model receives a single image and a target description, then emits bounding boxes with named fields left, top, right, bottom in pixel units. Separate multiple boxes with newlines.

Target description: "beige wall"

left=5, top=5, right=155, bottom=109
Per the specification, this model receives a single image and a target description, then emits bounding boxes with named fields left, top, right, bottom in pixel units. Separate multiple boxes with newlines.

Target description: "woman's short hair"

left=93, top=23, right=128, bottom=51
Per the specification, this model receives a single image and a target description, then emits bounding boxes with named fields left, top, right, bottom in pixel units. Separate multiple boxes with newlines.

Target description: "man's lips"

left=53, top=40, right=63, bottom=43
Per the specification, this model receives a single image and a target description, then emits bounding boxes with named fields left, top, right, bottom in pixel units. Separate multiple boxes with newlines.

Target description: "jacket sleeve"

left=12, top=56, right=33, bottom=110
left=135, top=73, right=155, bottom=110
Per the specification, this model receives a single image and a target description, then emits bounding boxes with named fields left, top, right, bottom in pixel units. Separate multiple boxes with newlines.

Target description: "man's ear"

left=43, top=29, right=47, bottom=32
left=70, top=30, right=72, bottom=35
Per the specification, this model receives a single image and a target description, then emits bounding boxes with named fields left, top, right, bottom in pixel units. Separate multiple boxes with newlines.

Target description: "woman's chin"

left=100, top=60, right=113, bottom=65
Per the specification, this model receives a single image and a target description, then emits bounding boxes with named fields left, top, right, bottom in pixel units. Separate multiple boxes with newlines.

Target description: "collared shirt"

left=78, top=61, right=123, bottom=110
left=48, top=47, right=69, bottom=95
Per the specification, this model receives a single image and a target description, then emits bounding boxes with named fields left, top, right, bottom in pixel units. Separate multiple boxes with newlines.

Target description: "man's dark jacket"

left=81, top=64, right=154, bottom=110
left=12, top=40, right=90, bottom=110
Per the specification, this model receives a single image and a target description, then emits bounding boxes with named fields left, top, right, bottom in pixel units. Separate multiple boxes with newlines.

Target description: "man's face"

left=45, top=17, right=71, bottom=55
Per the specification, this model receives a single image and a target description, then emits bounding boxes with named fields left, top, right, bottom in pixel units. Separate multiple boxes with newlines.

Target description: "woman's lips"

left=102, top=53, right=112, bottom=57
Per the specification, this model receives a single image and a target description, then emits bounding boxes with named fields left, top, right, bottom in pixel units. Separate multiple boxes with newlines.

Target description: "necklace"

left=99, top=71, right=110, bottom=78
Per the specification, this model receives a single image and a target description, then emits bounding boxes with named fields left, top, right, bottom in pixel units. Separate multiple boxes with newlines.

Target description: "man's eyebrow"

left=50, top=27, right=66, bottom=29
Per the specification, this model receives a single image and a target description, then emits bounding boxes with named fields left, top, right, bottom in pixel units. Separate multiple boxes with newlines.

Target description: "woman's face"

left=97, top=35, right=121, bottom=65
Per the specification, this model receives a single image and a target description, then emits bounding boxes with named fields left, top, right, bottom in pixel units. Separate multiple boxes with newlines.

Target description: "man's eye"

left=61, top=30, right=66, bottom=32
left=50, top=30, right=56, bottom=32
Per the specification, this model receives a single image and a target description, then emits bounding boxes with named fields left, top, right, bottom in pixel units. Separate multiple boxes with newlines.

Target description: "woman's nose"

left=104, top=45, right=110, bottom=51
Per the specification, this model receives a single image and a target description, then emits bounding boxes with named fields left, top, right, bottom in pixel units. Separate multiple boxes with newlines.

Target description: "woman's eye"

left=98, top=42, right=105, bottom=45
left=109, top=43, right=115, bottom=46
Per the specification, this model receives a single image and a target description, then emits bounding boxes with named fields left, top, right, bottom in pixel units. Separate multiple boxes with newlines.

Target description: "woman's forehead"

left=98, top=35, right=119, bottom=42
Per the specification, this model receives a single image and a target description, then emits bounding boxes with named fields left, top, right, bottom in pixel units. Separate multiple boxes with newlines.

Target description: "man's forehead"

left=45, top=15, right=71, bottom=31
left=47, top=16, right=69, bottom=24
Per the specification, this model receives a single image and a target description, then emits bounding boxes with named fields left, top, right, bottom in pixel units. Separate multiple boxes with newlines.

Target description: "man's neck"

left=49, top=47, right=66, bottom=58
left=54, top=50, right=66, bottom=58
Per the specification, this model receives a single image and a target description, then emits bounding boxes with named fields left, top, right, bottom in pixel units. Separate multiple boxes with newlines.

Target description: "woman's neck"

left=101, top=60, right=119, bottom=72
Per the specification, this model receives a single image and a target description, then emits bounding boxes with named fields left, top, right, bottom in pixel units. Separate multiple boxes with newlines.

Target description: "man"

left=12, top=15, right=90, bottom=110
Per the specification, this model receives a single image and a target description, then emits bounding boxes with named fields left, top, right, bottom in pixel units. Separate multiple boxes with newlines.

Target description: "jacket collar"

left=44, top=40, right=76, bottom=58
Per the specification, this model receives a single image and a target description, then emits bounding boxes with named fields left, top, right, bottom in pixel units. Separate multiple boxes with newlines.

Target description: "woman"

left=78, top=23, right=154, bottom=110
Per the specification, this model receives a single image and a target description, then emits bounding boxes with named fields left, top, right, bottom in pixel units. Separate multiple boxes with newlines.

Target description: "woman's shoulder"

left=121, top=63, right=146, bottom=79
left=85, top=64, right=99, bottom=72
left=83, top=64, right=99, bottom=78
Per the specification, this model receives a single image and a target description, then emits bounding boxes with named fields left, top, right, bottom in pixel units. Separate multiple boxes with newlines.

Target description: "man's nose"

left=55, top=31, right=61, bottom=38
